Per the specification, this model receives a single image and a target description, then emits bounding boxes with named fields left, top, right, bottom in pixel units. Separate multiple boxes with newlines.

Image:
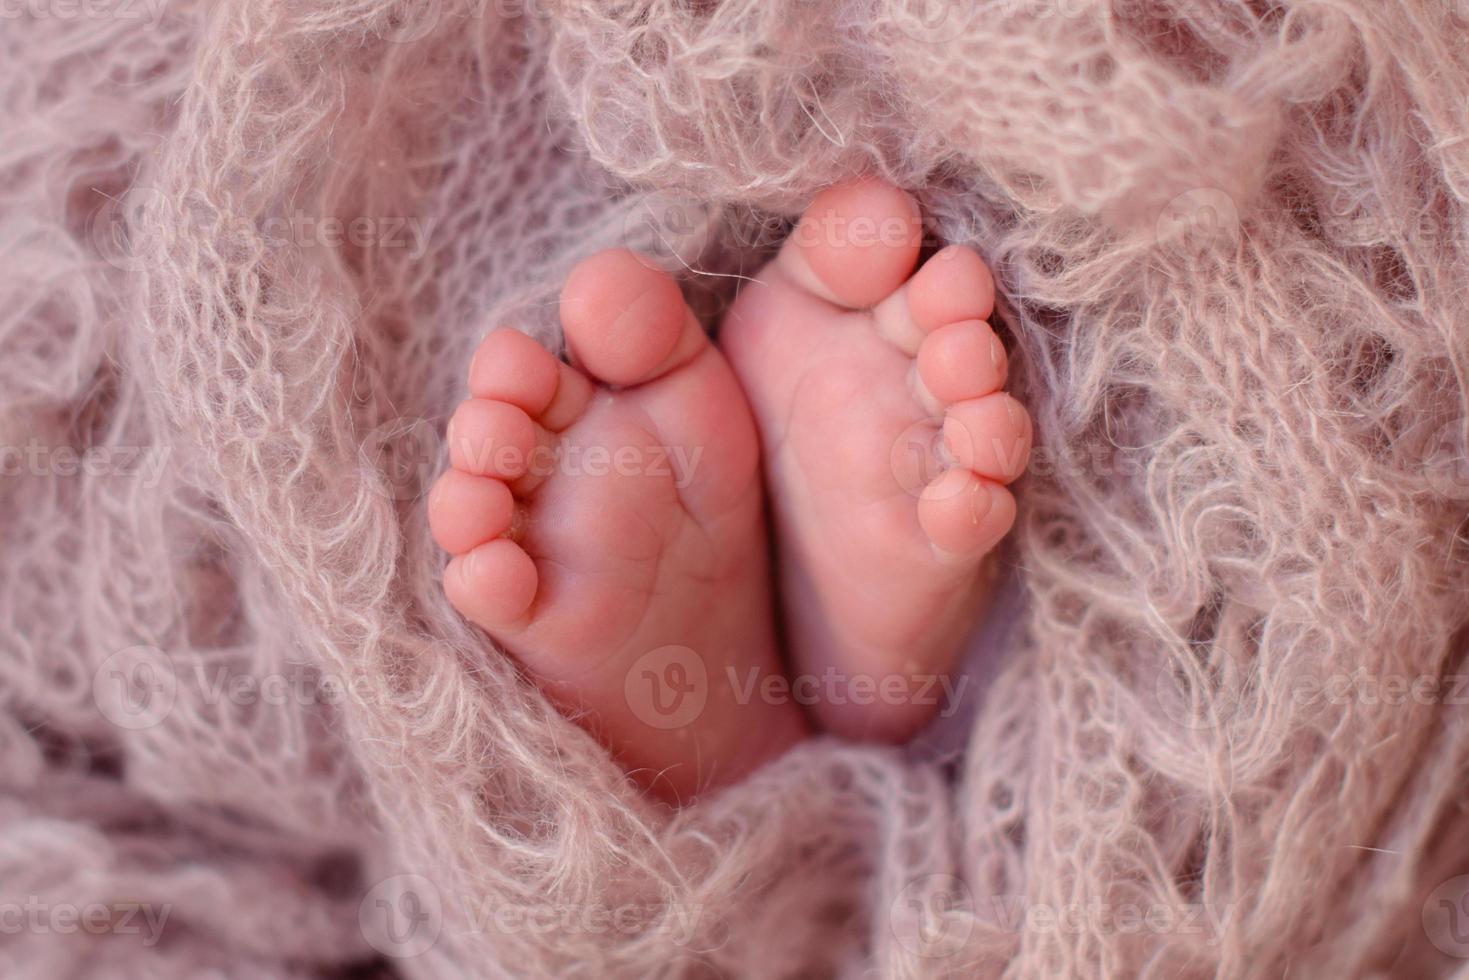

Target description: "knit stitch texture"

left=3, top=0, right=1469, bottom=976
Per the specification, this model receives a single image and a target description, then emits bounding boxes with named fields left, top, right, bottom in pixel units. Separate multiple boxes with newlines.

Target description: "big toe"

left=559, top=249, right=700, bottom=387
left=778, top=178, right=923, bottom=309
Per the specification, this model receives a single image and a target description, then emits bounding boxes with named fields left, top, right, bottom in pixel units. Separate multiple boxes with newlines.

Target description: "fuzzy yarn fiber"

left=4, top=0, right=1469, bottom=977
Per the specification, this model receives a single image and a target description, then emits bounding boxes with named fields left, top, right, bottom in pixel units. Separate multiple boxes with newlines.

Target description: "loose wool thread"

left=2, top=0, right=1469, bottom=976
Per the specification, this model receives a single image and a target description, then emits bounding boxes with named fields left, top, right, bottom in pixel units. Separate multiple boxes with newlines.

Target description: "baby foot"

left=722, top=179, right=1032, bottom=742
left=429, top=250, right=805, bottom=803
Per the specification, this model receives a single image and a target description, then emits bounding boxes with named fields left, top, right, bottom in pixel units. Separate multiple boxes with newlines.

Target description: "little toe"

left=941, top=393, right=1033, bottom=484
left=444, top=538, right=538, bottom=631
left=447, top=398, right=539, bottom=480
left=559, top=249, right=704, bottom=387
left=917, top=319, right=1008, bottom=405
left=777, top=178, right=922, bottom=310
left=918, top=468, right=1016, bottom=558
left=428, top=469, right=515, bottom=555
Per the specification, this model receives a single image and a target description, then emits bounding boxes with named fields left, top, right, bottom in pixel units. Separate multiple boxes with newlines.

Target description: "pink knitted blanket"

left=5, top=0, right=1469, bottom=976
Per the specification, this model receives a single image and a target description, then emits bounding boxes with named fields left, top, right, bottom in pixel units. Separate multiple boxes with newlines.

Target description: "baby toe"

left=907, top=244, right=995, bottom=332
left=941, top=393, right=1033, bottom=484
left=469, top=329, right=561, bottom=415
left=559, top=249, right=698, bottom=387
left=917, top=468, right=1016, bottom=558
left=447, top=398, right=538, bottom=480
left=917, top=319, right=1007, bottom=405
left=778, top=178, right=922, bottom=310
left=428, top=469, right=515, bottom=555
left=444, top=538, right=538, bottom=631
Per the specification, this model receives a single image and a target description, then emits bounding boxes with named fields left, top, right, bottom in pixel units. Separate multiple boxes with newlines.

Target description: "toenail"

left=989, top=335, right=1002, bottom=374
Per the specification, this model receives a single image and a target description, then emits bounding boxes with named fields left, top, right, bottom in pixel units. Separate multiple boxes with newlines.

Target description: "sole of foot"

left=721, top=178, right=1031, bottom=742
left=429, top=249, right=807, bottom=804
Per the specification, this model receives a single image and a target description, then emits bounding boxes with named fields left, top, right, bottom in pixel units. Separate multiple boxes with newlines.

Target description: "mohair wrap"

left=4, top=0, right=1469, bottom=976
